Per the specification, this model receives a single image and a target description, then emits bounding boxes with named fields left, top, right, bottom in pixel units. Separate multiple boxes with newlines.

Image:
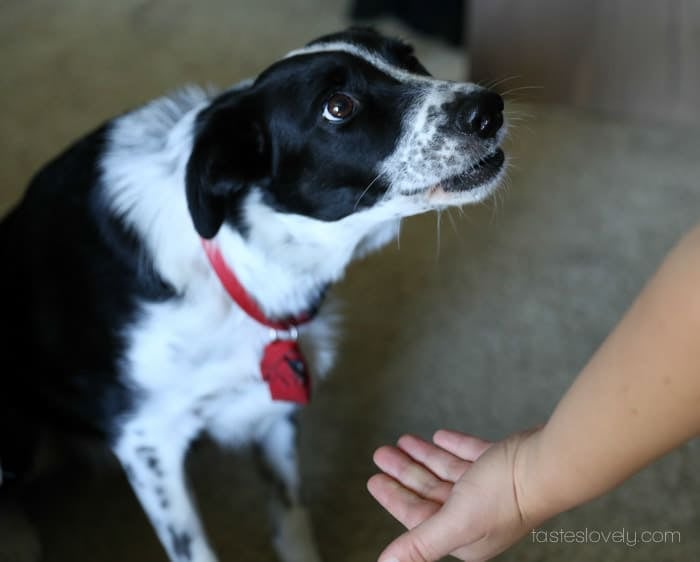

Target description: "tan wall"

left=469, top=0, right=700, bottom=125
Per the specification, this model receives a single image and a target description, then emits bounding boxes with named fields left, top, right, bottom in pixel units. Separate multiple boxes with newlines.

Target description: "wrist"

left=512, top=426, right=575, bottom=527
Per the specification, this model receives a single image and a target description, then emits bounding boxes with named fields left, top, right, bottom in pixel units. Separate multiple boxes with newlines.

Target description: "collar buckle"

left=269, top=325, right=299, bottom=342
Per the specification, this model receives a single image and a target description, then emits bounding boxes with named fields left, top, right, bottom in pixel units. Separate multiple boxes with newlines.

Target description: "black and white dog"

left=0, top=28, right=506, bottom=562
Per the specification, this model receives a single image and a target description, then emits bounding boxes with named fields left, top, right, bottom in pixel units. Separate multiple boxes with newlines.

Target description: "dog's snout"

left=459, top=91, right=504, bottom=139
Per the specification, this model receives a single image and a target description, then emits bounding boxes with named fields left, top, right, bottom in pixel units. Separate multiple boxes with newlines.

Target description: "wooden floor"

left=469, top=0, right=700, bottom=126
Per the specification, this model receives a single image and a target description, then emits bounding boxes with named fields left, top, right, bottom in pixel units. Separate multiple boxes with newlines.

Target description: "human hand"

left=367, top=429, right=545, bottom=561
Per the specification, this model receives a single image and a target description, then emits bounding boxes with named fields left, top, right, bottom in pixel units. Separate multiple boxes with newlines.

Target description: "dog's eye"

left=323, top=93, right=356, bottom=122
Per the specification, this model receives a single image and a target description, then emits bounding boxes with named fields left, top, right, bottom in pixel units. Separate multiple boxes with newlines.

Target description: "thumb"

left=378, top=506, right=468, bottom=562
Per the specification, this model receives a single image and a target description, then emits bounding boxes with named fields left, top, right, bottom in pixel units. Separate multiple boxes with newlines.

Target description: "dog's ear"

left=186, top=96, right=269, bottom=238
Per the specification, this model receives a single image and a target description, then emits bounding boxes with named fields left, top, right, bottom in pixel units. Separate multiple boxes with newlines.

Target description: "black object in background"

left=350, top=0, right=466, bottom=46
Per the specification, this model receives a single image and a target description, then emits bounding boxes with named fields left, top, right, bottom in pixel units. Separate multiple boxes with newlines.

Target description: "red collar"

left=201, top=238, right=314, bottom=404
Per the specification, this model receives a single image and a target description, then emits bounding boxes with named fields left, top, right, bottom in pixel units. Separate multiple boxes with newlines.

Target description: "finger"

left=396, top=434, right=471, bottom=483
left=377, top=504, right=469, bottom=562
left=373, top=446, right=453, bottom=503
left=367, top=474, right=442, bottom=530
left=432, top=430, right=492, bottom=462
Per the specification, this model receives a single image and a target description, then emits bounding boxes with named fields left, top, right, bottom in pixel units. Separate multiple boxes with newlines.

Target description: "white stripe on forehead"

left=284, top=41, right=439, bottom=85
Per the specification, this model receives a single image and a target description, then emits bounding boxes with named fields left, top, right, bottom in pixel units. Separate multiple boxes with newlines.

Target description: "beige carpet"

left=1, top=1, right=698, bottom=561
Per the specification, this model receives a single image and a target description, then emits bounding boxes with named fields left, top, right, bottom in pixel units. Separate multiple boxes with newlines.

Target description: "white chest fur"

left=120, top=277, right=337, bottom=446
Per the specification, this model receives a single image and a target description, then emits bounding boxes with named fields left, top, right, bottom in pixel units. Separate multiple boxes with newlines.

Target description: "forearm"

left=521, top=225, right=700, bottom=520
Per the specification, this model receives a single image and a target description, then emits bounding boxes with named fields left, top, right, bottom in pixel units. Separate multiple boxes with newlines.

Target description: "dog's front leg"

left=113, top=427, right=217, bottom=562
left=254, top=413, right=322, bottom=562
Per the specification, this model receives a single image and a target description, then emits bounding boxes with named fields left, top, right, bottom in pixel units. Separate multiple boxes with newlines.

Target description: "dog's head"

left=186, top=27, right=506, bottom=240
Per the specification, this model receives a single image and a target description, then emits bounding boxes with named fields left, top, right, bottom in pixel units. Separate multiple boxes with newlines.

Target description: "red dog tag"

left=260, top=340, right=311, bottom=404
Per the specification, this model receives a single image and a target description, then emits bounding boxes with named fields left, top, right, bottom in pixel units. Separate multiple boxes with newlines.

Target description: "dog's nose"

left=459, top=90, right=504, bottom=139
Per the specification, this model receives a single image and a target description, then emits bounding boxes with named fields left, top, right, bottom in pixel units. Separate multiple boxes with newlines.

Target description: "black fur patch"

left=168, top=526, right=193, bottom=561
left=308, top=26, right=432, bottom=76
left=0, top=125, right=173, bottom=477
left=136, top=445, right=164, bottom=478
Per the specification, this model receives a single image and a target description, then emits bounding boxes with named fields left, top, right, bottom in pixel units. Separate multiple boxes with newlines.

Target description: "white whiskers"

left=353, top=171, right=385, bottom=210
